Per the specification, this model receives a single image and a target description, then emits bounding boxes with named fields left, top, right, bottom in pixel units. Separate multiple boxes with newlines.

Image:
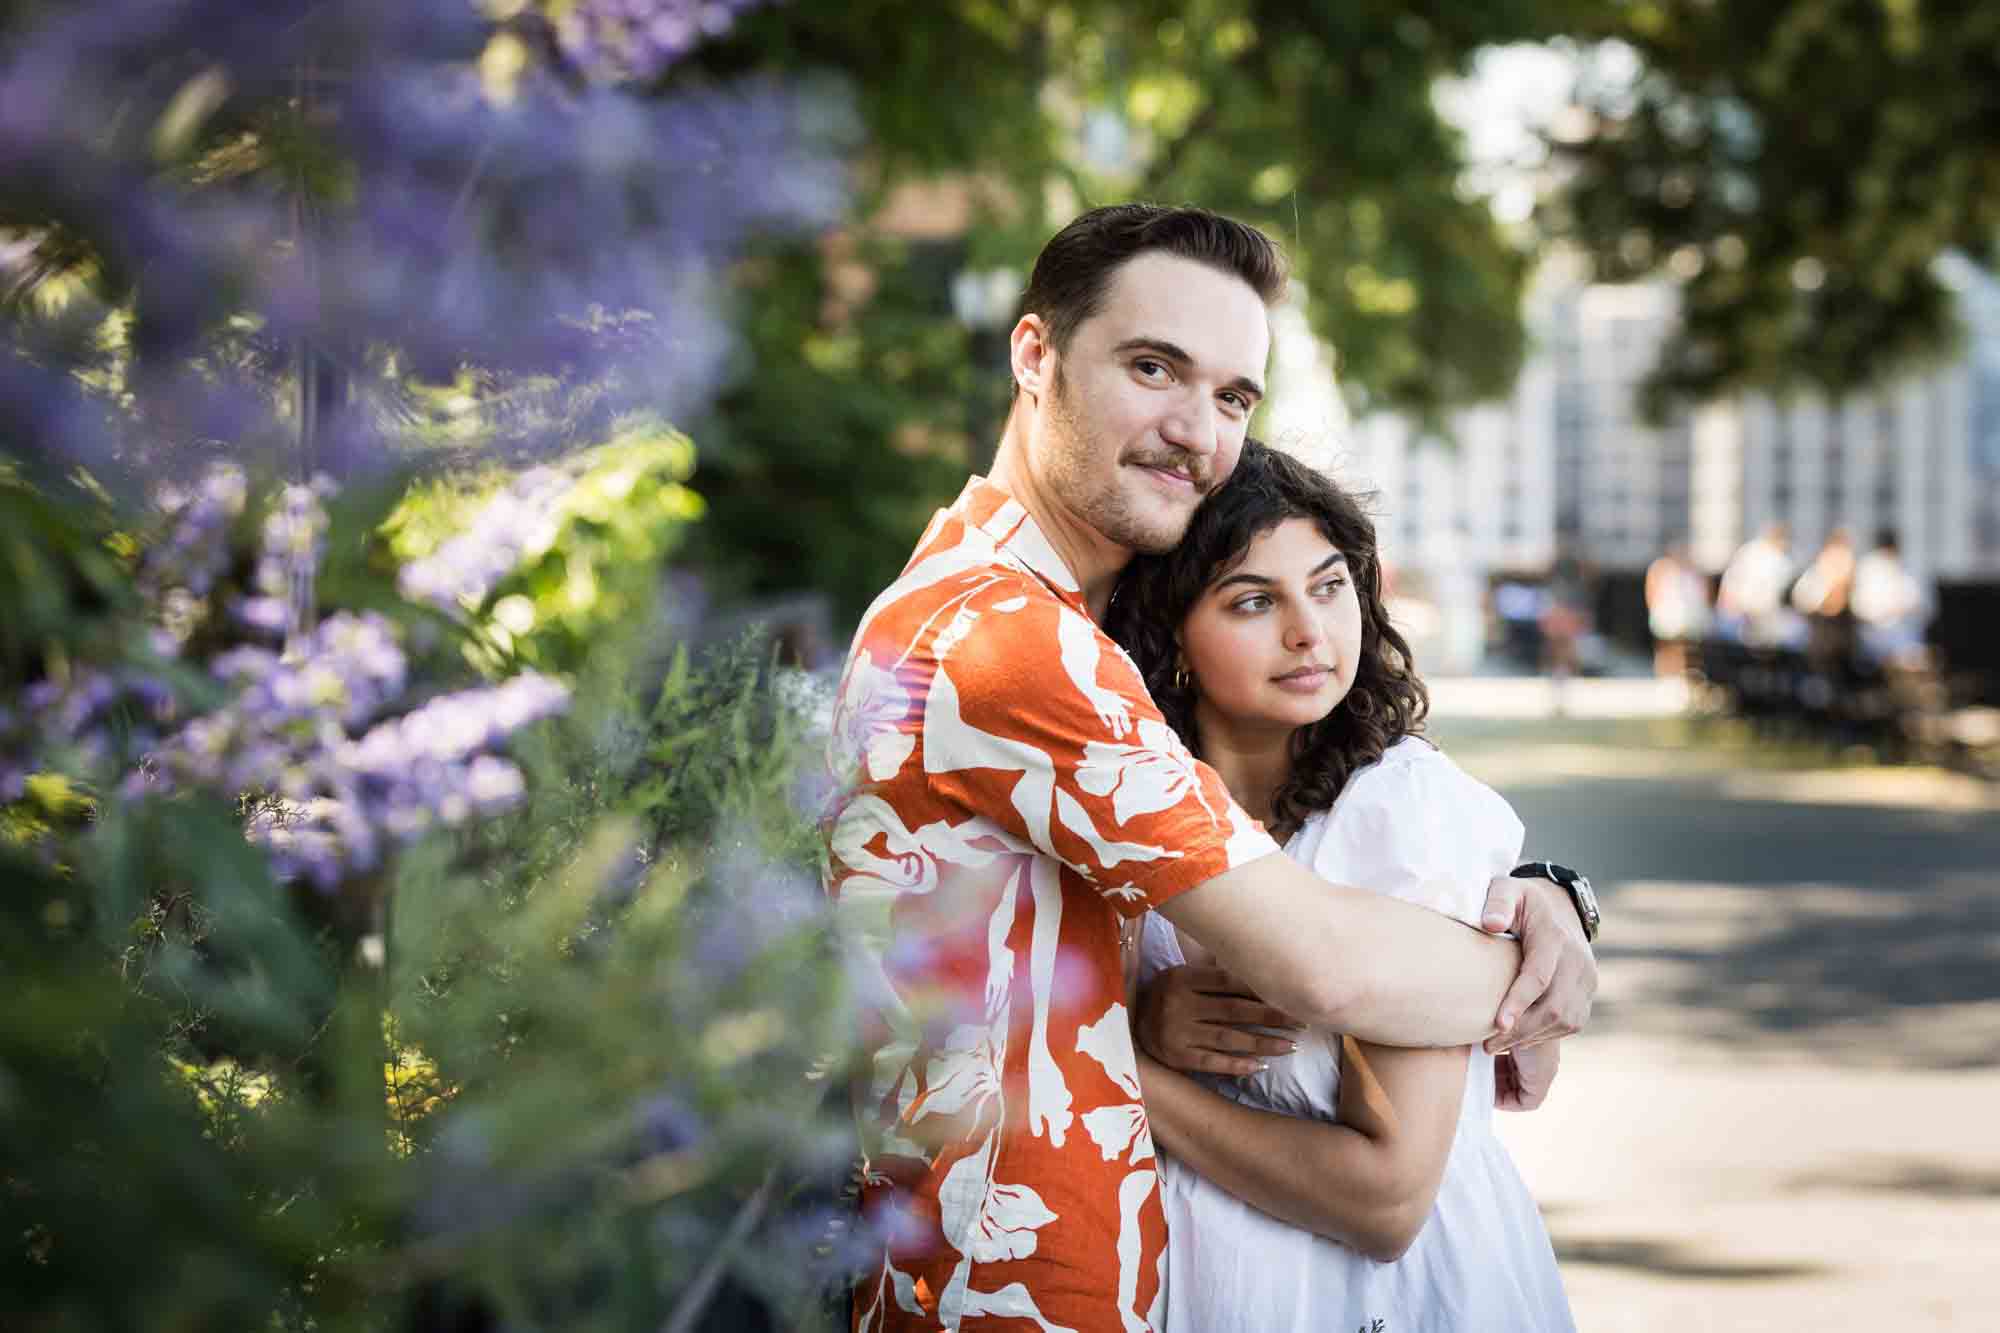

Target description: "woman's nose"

left=1286, top=608, right=1326, bottom=651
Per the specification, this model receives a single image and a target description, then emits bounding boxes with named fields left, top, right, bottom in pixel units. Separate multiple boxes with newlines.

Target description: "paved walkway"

left=1441, top=714, right=2000, bottom=1332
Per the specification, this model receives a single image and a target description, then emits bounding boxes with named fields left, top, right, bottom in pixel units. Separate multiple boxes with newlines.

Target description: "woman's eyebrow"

left=1214, top=551, right=1347, bottom=590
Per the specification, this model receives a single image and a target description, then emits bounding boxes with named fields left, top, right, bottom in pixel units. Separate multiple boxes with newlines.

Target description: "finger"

left=1183, top=967, right=1267, bottom=1002
left=1195, top=1029, right=1299, bottom=1058
left=1489, top=996, right=1578, bottom=1052
left=1492, top=957, right=1553, bottom=1044
left=1506, top=996, right=1584, bottom=1049
left=1188, top=1048, right=1267, bottom=1078
left=1201, top=996, right=1303, bottom=1030
left=1480, top=872, right=1525, bottom=935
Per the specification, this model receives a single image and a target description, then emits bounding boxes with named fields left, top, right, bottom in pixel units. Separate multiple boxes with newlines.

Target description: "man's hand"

left=1134, top=964, right=1302, bottom=1078
left=1478, top=873, right=1596, bottom=1053
left=1494, top=1040, right=1561, bottom=1112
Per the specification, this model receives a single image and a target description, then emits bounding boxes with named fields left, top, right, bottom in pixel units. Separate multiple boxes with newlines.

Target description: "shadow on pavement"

left=1551, top=1235, right=1829, bottom=1283
left=1787, top=1157, right=2000, bottom=1200
left=1489, top=772, right=2000, bottom=1069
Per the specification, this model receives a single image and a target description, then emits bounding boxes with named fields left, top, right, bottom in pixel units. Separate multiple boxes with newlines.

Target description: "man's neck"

left=988, top=421, right=1129, bottom=622
left=1190, top=701, right=1296, bottom=832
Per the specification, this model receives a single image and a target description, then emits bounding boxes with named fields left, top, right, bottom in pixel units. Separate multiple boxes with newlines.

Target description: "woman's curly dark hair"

left=1104, top=438, right=1428, bottom=838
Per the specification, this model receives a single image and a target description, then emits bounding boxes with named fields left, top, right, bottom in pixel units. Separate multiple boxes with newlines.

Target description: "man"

left=825, top=205, right=1596, bottom=1331
left=1718, top=520, right=1800, bottom=649
left=1851, top=529, right=1928, bottom=668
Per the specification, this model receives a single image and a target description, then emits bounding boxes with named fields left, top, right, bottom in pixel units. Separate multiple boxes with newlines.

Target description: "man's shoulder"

left=862, top=547, right=1068, bottom=663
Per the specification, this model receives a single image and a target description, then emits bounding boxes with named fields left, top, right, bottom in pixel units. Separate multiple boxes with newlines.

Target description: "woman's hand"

left=1494, top=1040, right=1561, bottom=1111
left=1133, top=963, right=1303, bottom=1078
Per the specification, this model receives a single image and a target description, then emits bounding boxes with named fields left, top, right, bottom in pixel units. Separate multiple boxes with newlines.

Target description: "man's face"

left=1033, top=251, right=1271, bottom=555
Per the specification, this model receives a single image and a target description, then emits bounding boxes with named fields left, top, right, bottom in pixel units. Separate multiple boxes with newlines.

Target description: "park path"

left=1433, top=694, right=2000, bottom=1332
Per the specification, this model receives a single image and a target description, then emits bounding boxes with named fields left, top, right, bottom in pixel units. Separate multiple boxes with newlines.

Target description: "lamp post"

left=951, top=265, right=1019, bottom=475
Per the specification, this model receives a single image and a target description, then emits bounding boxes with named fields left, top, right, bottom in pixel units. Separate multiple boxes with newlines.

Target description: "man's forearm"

left=1299, top=889, right=1518, bottom=1047
left=1160, top=853, right=1520, bottom=1048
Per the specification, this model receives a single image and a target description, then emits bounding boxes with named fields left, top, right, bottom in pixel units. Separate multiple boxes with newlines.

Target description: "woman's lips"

left=1271, top=668, right=1331, bottom=693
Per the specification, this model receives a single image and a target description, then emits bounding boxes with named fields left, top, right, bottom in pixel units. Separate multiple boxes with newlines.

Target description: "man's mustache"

left=1124, top=450, right=1214, bottom=493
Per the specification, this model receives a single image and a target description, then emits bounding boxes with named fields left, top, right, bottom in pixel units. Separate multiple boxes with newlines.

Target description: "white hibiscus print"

left=1057, top=607, right=1133, bottom=739
left=1078, top=1001, right=1154, bottom=1163
left=1074, top=717, right=1219, bottom=827
left=828, top=795, right=1023, bottom=897
left=832, top=649, right=915, bottom=783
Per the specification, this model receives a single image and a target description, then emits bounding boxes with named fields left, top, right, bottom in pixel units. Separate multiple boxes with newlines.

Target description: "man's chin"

left=1120, top=510, right=1195, bottom=555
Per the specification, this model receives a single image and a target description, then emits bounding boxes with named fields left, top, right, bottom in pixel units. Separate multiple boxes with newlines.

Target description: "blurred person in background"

left=1644, top=543, right=1711, bottom=678
left=1852, top=529, right=1930, bottom=669
left=1791, top=526, right=1858, bottom=673
left=1538, top=550, right=1591, bottom=712
left=825, top=204, right=1597, bottom=1332
left=1107, top=441, right=1577, bottom=1332
left=1718, top=520, right=1802, bottom=649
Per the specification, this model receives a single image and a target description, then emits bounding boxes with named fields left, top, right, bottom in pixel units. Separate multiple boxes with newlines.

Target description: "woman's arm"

left=1137, top=1037, right=1467, bottom=1262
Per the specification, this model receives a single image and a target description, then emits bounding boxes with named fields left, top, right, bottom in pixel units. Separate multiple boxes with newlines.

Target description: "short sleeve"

left=1304, top=744, right=1525, bottom=928
left=921, top=583, right=1280, bottom=913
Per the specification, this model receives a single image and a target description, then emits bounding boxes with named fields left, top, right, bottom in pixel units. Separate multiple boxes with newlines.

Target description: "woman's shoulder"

left=1335, top=734, right=1469, bottom=804
left=1311, top=734, right=1520, bottom=852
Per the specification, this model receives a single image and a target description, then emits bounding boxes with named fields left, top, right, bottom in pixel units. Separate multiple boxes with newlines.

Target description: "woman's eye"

left=1316, top=576, right=1349, bottom=596
left=1231, top=595, right=1271, bottom=613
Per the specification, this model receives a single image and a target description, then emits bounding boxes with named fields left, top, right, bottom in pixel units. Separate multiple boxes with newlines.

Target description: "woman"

left=1104, top=440, right=1574, bottom=1332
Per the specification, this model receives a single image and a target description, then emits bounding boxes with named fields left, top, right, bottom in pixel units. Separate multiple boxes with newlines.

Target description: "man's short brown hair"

left=1017, top=204, right=1288, bottom=359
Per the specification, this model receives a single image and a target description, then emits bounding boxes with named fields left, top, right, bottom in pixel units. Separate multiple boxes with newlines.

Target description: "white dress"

left=1138, top=737, right=1576, bottom=1333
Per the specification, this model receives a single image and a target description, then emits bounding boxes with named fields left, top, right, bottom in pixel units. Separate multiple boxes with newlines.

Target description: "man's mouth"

left=1130, top=457, right=1207, bottom=493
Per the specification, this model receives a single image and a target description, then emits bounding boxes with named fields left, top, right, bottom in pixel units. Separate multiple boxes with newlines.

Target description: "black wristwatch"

left=1511, top=861, right=1600, bottom=942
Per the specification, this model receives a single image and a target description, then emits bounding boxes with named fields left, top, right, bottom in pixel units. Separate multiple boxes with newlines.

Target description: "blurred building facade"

left=1334, top=256, right=2000, bottom=668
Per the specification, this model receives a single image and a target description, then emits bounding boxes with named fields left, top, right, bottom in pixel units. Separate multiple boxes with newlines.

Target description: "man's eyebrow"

left=1214, top=551, right=1347, bottom=590
left=1112, top=336, right=1265, bottom=400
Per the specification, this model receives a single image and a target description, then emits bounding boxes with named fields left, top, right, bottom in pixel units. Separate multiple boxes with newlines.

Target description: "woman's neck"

left=1191, top=700, right=1300, bottom=835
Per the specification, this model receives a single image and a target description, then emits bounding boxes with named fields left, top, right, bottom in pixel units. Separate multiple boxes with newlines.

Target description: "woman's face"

left=1179, top=517, right=1365, bottom=736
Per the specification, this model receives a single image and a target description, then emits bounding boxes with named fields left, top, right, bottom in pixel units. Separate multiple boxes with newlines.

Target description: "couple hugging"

left=824, top=204, right=1594, bottom=1332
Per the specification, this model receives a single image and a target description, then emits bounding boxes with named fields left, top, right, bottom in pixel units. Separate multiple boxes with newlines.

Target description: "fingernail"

left=1499, top=1011, right=1516, bottom=1030
left=1254, top=1062, right=1270, bottom=1074
left=1284, top=1041, right=1299, bottom=1053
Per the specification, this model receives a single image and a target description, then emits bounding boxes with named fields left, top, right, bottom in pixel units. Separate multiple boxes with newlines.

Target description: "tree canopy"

left=1543, top=1, right=2000, bottom=411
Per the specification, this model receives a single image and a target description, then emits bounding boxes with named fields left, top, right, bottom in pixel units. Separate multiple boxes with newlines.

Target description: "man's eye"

left=1220, top=391, right=1249, bottom=413
left=1134, top=358, right=1169, bottom=380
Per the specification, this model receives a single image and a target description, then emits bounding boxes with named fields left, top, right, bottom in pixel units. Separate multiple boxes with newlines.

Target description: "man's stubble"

left=1042, top=364, right=1191, bottom=557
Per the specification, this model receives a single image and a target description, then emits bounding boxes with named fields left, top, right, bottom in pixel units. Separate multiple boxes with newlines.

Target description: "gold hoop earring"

left=1173, top=660, right=1191, bottom=693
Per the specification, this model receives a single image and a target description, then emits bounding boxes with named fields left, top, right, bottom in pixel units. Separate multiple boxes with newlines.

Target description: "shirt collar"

left=951, top=475, right=1090, bottom=614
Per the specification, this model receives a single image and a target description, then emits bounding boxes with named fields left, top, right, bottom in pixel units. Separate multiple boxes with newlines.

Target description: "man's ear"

left=1010, top=313, right=1053, bottom=402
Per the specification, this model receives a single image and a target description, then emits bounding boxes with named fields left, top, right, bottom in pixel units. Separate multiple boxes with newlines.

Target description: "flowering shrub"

left=0, top=1, right=858, bottom=1329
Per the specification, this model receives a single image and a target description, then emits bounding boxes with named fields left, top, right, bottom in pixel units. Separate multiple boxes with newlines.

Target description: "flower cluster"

left=0, top=667, right=178, bottom=803
left=234, top=476, right=337, bottom=641
left=138, top=464, right=250, bottom=649
left=556, top=0, right=772, bottom=85
left=0, top=0, right=844, bottom=488
left=397, top=465, right=577, bottom=612
left=141, top=609, right=568, bottom=889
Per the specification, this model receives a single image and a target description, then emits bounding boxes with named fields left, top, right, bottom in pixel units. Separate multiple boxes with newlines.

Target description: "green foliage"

left=1544, top=2, right=2000, bottom=410
left=0, top=470, right=851, bottom=1331
left=382, top=421, right=707, bottom=675
left=686, top=241, right=984, bottom=627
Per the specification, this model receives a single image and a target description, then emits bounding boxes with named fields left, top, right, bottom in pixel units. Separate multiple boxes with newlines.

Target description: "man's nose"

left=1159, top=392, right=1219, bottom=460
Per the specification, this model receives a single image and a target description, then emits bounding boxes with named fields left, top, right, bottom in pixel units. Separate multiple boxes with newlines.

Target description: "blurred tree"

left=1542, top=2, right=2000, bottom=413
left=676, top=1, right=1604, bottom=621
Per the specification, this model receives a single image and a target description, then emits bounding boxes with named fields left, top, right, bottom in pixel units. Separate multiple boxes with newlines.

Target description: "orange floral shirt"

left=825, top=478, right=1279, bottom=1331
